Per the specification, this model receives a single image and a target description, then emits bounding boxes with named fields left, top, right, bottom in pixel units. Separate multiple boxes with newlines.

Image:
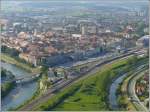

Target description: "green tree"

left=135, top=21, right=146, bottom=37
left=127, top=55, right=138, bottom=66
left=41, top=66, right=49, bottom=74
left=1, top=82, right=16, bottom=98
left=1, top=45, right=20, bottom=57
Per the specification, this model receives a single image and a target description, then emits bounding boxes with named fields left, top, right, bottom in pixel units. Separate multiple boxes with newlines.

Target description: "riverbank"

left=10, top=81, right=41, bottom=111
left=1, top=68, right=16, bottom=98
left=110, top=56, right=148, bottom=110
left=31, top=56, right=148, bottom=111
left=8, top=71, right=49, bottom=111
left=1, top=82, right=16, bottom=98
left=1, top=53, right=41, bottom=73
left=1, top=61, right=39, bottom=111
left=117, top=71, right=136, bottom=110
left=117, top=68, right=148, bottom=111
left=32, top=57, right=133, bottom=111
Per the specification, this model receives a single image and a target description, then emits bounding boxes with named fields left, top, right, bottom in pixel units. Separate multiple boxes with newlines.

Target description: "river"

left=108, top=73, right=127, bottom=110
left=1, top=61, right=38, bottom=111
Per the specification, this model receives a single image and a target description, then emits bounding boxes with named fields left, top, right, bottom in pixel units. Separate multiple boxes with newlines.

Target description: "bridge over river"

left=5, top=74, right=41, bottom=84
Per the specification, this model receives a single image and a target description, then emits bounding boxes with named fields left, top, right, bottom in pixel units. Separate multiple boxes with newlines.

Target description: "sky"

left=1, top=0, right=148, bottom=11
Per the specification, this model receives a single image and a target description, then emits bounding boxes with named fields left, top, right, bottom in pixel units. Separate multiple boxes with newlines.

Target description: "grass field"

left=53, top=60, right=129, bottom=111
left=34, top=57, right=132, bottom=111
left=1, top=53, right=41, bottom=73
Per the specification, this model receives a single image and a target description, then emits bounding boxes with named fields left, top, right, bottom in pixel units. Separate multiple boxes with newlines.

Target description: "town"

left=1, top=3, right=149, bottom=67
left=1, top=0, right=149, bottom=111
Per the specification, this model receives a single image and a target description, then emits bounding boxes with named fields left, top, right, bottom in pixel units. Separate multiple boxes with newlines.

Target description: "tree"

left=147, top=48, right=149, bottom=57
left=53, top=68, right=58, bottom=77
left=41, top=66, right=49, bottom=74
left=1, top=68, right=7, bottom=77
left=64, top=70, right=68, bottom=79
left=136, top=21, right=146, bottom=37
left=40, top=74, right=52, bottom=92
left=1, top=45, right=20, bottom=57
left=127, top=55, right=138, bottom=66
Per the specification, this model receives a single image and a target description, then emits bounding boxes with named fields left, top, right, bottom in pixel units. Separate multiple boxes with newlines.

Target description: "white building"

left=136, top=35, right=150, bottom=47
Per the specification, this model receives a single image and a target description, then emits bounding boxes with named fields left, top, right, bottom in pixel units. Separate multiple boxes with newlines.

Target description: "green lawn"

left=1, top=53, right=41, bottom=73
left=34, top=57, right=132, bottom=111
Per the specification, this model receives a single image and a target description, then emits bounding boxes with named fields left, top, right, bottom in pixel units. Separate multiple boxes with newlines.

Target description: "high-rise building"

left=78, top=20, right=97, bottom=35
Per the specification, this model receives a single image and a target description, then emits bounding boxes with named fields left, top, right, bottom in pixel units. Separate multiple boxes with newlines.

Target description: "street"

left=128, top=69, right=148, bottom=112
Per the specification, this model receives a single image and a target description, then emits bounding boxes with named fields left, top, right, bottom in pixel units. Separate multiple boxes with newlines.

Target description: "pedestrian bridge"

left=5, top=74, right=40, bottom=84
left=16, top=74, right=40, bottom=84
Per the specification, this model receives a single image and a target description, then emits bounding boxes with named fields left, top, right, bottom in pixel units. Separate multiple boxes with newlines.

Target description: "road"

left=19, top=49, right=144, bottom=111
left=128, top=69, right=149, bottom=112
left=109, top=64, right=148, bottom=110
